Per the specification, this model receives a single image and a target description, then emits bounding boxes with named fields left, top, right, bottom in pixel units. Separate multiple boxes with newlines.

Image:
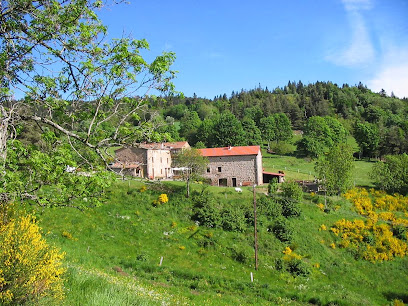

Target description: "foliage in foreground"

left=0, top=205, right=65, bottom=304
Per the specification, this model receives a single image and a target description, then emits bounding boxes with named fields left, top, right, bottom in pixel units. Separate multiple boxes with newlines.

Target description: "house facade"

left=199, top=146, right=263, bottom=187
left=111, top=147, right=172, bottom=180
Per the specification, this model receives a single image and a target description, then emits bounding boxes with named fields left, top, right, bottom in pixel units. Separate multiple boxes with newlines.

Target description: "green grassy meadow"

left=29, top=166, right=408, bottom=305
left=262, top=150, right=374, bottom=187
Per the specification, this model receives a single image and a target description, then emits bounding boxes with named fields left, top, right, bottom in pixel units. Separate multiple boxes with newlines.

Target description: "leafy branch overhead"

left=0, top=0, right=177, bottom=207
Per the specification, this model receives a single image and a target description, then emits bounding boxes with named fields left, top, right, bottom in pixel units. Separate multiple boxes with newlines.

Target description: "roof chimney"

left=228, top=146, right=232, bottom=150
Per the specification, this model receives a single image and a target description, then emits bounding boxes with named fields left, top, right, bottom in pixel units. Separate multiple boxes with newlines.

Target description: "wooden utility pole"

left=253, top=184, right=259, bottom=270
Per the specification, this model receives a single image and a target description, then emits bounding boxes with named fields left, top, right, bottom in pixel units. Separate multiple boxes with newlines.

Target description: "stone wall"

left=203, top=153, right=263, bottom=187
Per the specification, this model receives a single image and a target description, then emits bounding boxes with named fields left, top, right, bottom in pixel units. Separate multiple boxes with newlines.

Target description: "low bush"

left=286, top=259, right=310, bottom=276
left=221, top=205, right=247, bottom=232
left=192, top=191, right=223, bottom=228
left=228, top=244, right=252, bottom=264
left=280, top=198, right=302, bottom=218
left=281, top=181, right=303, bottom=202
left=267, top=178, right=279, bottom=195
left=271, top=217, right=294, bottom=243
left=258, top=195, right=282, bottom=219
left=269, top=142, right=295, bottom=155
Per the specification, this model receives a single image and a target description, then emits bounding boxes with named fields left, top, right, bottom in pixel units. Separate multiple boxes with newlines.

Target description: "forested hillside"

left=144, top=81, right=408, bottom=159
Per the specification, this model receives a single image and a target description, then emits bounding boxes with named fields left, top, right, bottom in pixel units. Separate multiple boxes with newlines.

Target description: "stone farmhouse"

left=198, top=146, right=263, bottom=187
left=110, top=141, right=190, bottom=180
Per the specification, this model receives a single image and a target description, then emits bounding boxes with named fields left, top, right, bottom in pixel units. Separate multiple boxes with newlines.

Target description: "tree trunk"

left=187, top=177, right=190, bottom=198
left=0, top=121, right=8, bottom=163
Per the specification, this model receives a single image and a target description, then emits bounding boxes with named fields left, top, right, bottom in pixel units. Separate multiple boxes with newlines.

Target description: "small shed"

left=263, top=171, right=285, bottom=183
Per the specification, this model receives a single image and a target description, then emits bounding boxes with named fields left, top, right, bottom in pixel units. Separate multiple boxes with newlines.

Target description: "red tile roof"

left=263, top=171, right=285, bottom=176
left=109, top=162, right=141, bottom=169
left=140, top=141, right=189, bottom=150
left=199, top=146, right=261, bottom=157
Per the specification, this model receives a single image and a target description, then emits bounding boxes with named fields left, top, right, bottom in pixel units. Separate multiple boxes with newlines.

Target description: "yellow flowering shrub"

left=335, top=188, right=408, bottom=261
left=316, top=203, right=325, bottom=211
left=374, top=193, right=408, bottom=212
left=282, top=247, right=302, bottom=260
left=282, top=246, right=292, bottom=255
left=319, top=224, right=327, bottom=231
left=377, top=212, right=396, bottom=222
left=331, top=216, right=408, bottom=262
left=62, top=230, right=77, bottom=240
left=0, top=214, right=66, bottom=304
left=139, top=185, right=147, bottom=193
left=158, top=193, right=168, bottom=204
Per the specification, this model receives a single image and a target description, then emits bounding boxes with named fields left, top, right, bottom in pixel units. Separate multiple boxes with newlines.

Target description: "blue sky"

left=99, top=0, right=408, bottom=99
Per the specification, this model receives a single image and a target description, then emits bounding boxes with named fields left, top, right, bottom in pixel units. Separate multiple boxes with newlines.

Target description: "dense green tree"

left=165, top=104, right=188, bottom=120
left=273, top=113, right=292, bottom=143
left=379, top=126, right=407, bottom=156
left=259, top=116, right=276, bottom=149
left=315, top=144, right=354, bottom=195
left=195, top=118, right=215, bottom=147
left=371, top=154, right=408, bottom=195
left=324, top=117, right=348, bottom=144
left=179, top=111, right=201, bottom=144
left=297, top=116, right=334, bottom=157
left=353, top=122, right=380, bottom=158
left=241, top=117, right=262, bottom=146
left=210, top=112, right=246, bottom=147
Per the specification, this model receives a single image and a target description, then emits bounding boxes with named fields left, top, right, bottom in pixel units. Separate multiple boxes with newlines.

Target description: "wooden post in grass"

left=253, top=184, right=259, bottom=270
left=159, top=256, right=163, bottom=266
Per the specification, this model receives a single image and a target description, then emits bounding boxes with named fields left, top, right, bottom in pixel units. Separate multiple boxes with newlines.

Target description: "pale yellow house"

left=110, top=142, right=190, bottom=180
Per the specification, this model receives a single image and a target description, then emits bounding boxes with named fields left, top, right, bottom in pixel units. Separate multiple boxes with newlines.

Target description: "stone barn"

left=198, top=146, right=263, bottom=187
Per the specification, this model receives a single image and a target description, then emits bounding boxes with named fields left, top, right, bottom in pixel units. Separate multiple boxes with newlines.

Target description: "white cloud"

left=325, top=0, right=375, bottom=67
left=341, top=0, right=373, bottom=11
left=367, top=48, right=408, bottom=98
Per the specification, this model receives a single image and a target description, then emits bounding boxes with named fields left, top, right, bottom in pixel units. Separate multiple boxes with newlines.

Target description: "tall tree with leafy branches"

left=315, top=143, right=354, bottom=196
left=172, top=148, right=208, bottom=198
left=0, top=0, right=177, bottom=208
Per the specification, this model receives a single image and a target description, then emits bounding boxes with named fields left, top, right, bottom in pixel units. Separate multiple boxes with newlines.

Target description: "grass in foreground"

left=26, top=179, right=408, bottom=305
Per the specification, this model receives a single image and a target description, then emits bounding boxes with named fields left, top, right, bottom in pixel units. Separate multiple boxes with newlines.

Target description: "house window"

left=151, top=157, right=154, bottom=163
left=218, top=178, right=227, bottom=186
left=161, top=169, right=163, bottom=174
left=160, top=157, right=163, bottom=163
left=207, top=167, right=210, bottom=173
left=167, top=158, right=169, bottom=164
left=218, top=167, right=222, bottom=172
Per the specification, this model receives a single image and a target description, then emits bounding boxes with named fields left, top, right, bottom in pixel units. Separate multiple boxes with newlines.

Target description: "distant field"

left=262, top=150, right=375, bottom=187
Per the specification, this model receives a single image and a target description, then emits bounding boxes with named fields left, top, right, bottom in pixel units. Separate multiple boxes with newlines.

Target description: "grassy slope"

left=262, top=150, right=374, bottom=187
left=30, top=177, right=408, bottom=305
